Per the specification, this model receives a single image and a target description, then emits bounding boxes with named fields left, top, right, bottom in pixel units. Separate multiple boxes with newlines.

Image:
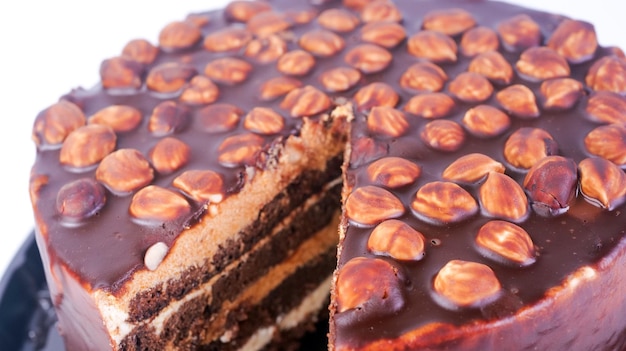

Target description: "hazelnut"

left=476, top=221, right=536, bottom=267
left=354, top=82, right=399, bottom=111
left=56, top=178, right=106, bottom=221
left=479, top=172, right=529, bottom=222
left=146, top=62, right=197, bottom=94
left=342, top=0, right=378, bottom=10
left=539, top=78, right=583, bottom=110
left=100, top=57, right=144, bottom=90
left=320, top=67, right=361, bottom=93
left=411, top=181, right=478, bottom=225
left=144, top=242, right=169, bottom=271
left=158, top=21, right=201, bottom=51
left=217, top=133, right=265, bottom=167
left=433, top=260, right=502, bottom=309
left=247, top=11, right=292, bottom=38
left=243, top=107, right=285, bottom=135
left=448, top=72, right=493, bottom=103
left=547, top=19, right=598, bottom=63
left=32, top=100, right=86, bottom=148
left=468, top=51, right=514, bottom=85
left=422, top=8, right=476, bottom=36
left=196, top=103, right=243, bottom=134
left=579, top=157, right=626, bottom=210
left=523, top=156, right=578, bottom=216
left=516, top=47, right=570, bottom=81
left=60, top=125, right=117, bottom=169
left=130, top=185, right=191, bottom=223
left=96, top=149, right=154, bottom=194
left=122, top=39, right=158, bottom=65
left=335, top=257, right=405, bottom=314
left=224, top=0, right=272, bottom=22
left=318, top=8, right=360, bottom=32
left=203, top=27, right=252, bottom=52
left=180, top=76, right=220, bottom=105
left=173, top=170, right=225, bottom=203
left=366, top=156, right=421, bottom=188
left=503, top=127, right=558, bottom=169
left=277, top=50, right=316, bottom=76
left=345, top=185, right=405, bottom=227
left=366, top=107, right=409, bottom=138
left=360, top=22, right=406, bottom=48
left=420, top=120, right=465, bottom=152
left=299, top=29, right=345, bottom=57
left=287, top=9, right=317, bottom=25
left=404, top=93, right=455, bottom=119
left=88, top=105, right=142, bottom=132
left=204, top=57, right=253, bottom=85
left=244, top=34, right=287, bottom=64
left=399, top=62, right=448, bottom=93
left=345, top=44, right=392, bottom=74
left=460, top=26, right=499, bottom=57
left=148, top=137, right=191, bottom=174
left=497, top=14, right=541, bottom=51
left=407, top=30, right=457, bottom=63
left=361, top=1, right=402, bottom=23
left=585, top=91, right=626, bottom=124
left=280, top=85, right=332, bottom=118
left=586, top=55, right=626, bottom=94
left=148, top=101, right=189, bottom=136
left=584, top=124, right=626, bottom=167
left=462, top=105, right=511, bottom=138
left=368, top=220, right=426, bottom=261
left=258, top=76, right=303, bottom=101
left=496, top=84, right=540, bottom=118
left=442, top=153, right=505, bottom=184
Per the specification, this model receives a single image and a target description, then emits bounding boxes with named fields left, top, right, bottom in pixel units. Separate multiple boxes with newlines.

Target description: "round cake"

left=28, top=0, right=626, bottom=350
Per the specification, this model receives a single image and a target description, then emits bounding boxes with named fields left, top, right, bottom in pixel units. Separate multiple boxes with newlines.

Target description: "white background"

left=0, top=0, right=624, bottom=276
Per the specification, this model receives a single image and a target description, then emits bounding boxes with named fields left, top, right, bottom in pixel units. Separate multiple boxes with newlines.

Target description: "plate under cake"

left=27, top=0, right=626, bottom=351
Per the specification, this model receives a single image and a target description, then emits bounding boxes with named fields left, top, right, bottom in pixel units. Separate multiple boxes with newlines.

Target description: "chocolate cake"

left=28, top=0, right=626, bottom=350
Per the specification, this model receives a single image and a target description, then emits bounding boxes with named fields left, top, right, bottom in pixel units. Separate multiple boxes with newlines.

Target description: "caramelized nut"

left=96, top=149, right=154, bottom=194
left=411, top=181, right=478, bottom=224
left=32, top=100, right=86, bottom=148
left=224, top=0, right=272, bottom=22
left=368, top=220, right=426, bottom=261
left=585, top=91, right=626, bottom=124
left=335, top=257, right=405, bottom=314
left=422, top=8, right=476, bottom=36
left=476, top=221, right=536, bottom=267
left=579, top=157, right=626, bottom=210
left=158, top=21, right=201, bottom=51
left=144, top=242, right=169, bottom=271
left=433, top=260, right=502, bottom=309
left=173, top=170, right=225, bottom=203
left=203, top=27, right=252, bottom=52
left=361, top=1, right=402, bottom=23
left=299, top=29, right=345, bottom=57
left=504, top=127, right=558, bottom=169
left=243, top=107, right=285, bottom=135
left=360, top=22, right=406, bottom=48
left=404, top=93, right=455, bottom=119
left=523, top=156, right=578, bottom=216
left=204, top=57, right=253, bottom=85
left=584, top=124, right=626, bottom=167
left=345, top=185, right=405, bottom=227
left=130, top=185, right=191, bottom=223
left=516, top=47, right=570, bottom=81
left=399, top=62, right=448, bottom=93
left=407, top=30, right=457, bottom=63
left=56, top=178, right=106, bottom=221
left=479, top=172, right=529, bottom=222
left=586, top=55, right=626, bottom=94
left=148, top=101, right=189, bottom=136
left=345, top=44, right=392, bottom=74
left=539, top=78, right=583, bottom=110
left=180, top=76, right=220, bottom=105
left=88, top=105, right=142, bottom=132
left=258, top=76, right=303, bottom=101
left=442, top=153, right=505, bottom=183
left=122, top=39, right=158, bottom=65
left=148, top=137, right=191, bottom=174
left=367, top=107, right=409, bottom=137
left=497, top=14, right=541, bottom=51
left=367, top=156, right=421, bottom=188
left=100, top=57, right=144, bottom=90
left=342, top=0, right=378, bottom=10
left=420, top=120, right=465, bottom=152
left=496, top=84, right=540, bottom=118
left=247, top=11, right=292, bottom=38
left=197, top=103, right=243, bottom=134
left=60, top=125, right=116, bottom=169
left=318, top=8, right=360, bottom=32
left=244, top=35, right=287, bottom=64
left=146, top=62, right=197, bottom=94
left=320, top=67, right=361, bottom=92
left=460, top=26, right=499, bottom=57
left=462, top=105, right=511, bottom=138
left=448, top=72, right=493, bottom=102
left=354, top=82, right=399, bottom=111
left=277, top=50, right=316, bottom=76
left=280, top=85, right=332, bottom=117
left=547, top=19, right=598, bottom=63
left=217, top=133, right=265, bottom=167
left=468, top=51, right=514, bottom=85
left=287, top=8, right=317, bottom=24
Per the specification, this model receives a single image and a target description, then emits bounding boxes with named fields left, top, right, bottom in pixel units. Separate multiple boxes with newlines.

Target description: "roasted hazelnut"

left=539, top=78, right=583, bottom=110
left=88, top=105, right=142, bottom=132
left=148, top=137, right=191, bottom=174
left=585, top=124, right=626, bottom=167
left=448, top=72, right=493, bottom=102
left=503, top=127, right=558, bottom=169
left=460, top=26, right=499, bottom=57
left=462, top=105, right=511, bottom=138
left=586, top=55, right=626, bottom=94
left=243, top=107, right=285, bottom=135
left=217, top=133, right=265, bottom=167
left=354, top=82, right=399, bottom=111
left=60, top=125, right=116, bottom=169
left=203, top=27, right=252, bottom=52
left=367, top=156, right=421, bottom=188
left=442, top=153, right=505, bottom=184
left=280, top=85, right=332, bottom=118
left=259, top=76, right=303, bottom=101
left=366, top=107, right=409, bottom=137
left=32, top=100, right=86, bottom=148
left=547, top=19, right=598, bottom=63
left=122, top=39, right=158, bottom=65
left=361, top=0, right=402, bottom=23
left=399, top=62, right=448, bottom=93
left=468, top=51, right=514, bottom=85
left=148, top=101, right=189, bottom=136
left=523, top=156, right=578, bottom=216
left=516, top=47, right=570, bottom=81
left=479, top=172, right=529, bottom=222
left=158, top=21, right=201, bottom=51
left=204, top=57, right=253, bottom=85
left=404, top=93, right=455, bottom=119
left=247, top=11, right=292, bottom=38
left=320, top=67, right=361, bottom=92
left=224, top=0, right=272, bottom=22
left=360, top=22, right=406, bottom=48
left=579, top=157, right=626, bottom=210
left=476, top=221, right=536, bottom=267
left=433, top=260, right=502, bottom=309
left=422, top=8, right=476, bottom=36
left=197, top=103, right=243, bottom=134
left=497, top=14, right=541, bottom=51
left=130, top=185, right=191, bottom=223
left=299, top=29, right=345, bottom=57
left=345, top=185, right=405, bottom=227
left=277, top=50, right=316, bottom=76
left=180, top=76, right=220, bottom=105
left=96, top=149, right=154, bottom=194
left=420, top=120, right=465, bottom=152
left=100, top=57, right=144, bottom=90
left=496, top=84, right=540, bottom=118
left=342, top=0, right=378, bottom=10
left=411, top=181, right=478, bottom=225
left=368, top=220, right=425, bottom=261
left=146, top=62, right=197, bottom=94
left=173, top=170, right=225, bottom=203
left=56, top=178, right=106, bottom=222
left=345, top=44, right=392, bottom=74
left=317, top=8, right=360, bottom=32
left=407, top=30, right=457, bottom=63
left=244, top=34, right=287, bottom=64
left=585, top=91, right=626, bottom=124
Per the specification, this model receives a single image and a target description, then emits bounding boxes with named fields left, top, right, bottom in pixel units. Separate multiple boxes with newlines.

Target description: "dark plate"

left=0, top=233, right=327, bottom=350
